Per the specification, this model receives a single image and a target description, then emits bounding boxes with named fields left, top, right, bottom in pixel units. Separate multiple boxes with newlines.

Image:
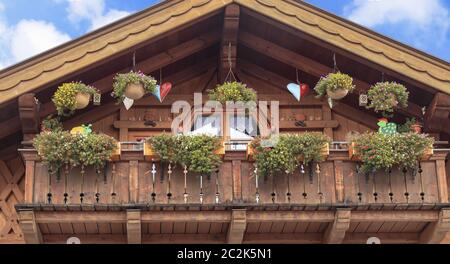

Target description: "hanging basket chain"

left=224, top=42, right=237, bottom=83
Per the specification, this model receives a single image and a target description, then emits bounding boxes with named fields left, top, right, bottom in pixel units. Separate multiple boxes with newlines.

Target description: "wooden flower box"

left=246, top=142, right=255, bottom=161
left=110, top=142, right=121, bottom=161
left=421, top=145, right=434, bottom=161
left=143, top=142, right=160, bottom=161
left=214, top=140, right=225, bottom=157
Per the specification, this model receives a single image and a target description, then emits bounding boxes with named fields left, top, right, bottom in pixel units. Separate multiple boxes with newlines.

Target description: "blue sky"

left=0, top=0, right=449, bottom=69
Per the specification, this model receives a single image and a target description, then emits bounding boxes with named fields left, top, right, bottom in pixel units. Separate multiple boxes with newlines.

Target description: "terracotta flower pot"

left=124, top=83, right=145, bottom=100
left=75, top=92, right=91, bottom=109
left=327, top=88, right=348, bottom=100
left=410, top=123, right=423, bottom=134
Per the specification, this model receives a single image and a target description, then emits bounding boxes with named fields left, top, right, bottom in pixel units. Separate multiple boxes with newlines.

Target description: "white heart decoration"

left=287, top=83, right=301, bottom=101
left=123, top=97, right=134, bottom=110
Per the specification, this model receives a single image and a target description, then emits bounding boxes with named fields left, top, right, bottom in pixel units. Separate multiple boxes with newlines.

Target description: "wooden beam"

left=43, top=234, right=126, bottom=244
left=143, top=234, right=225, bottom=244
left=129, top=161, right=139, bottom=203
left=323, top=208, right=351, bottom=244
left=18, top=93, right=40, bottom=143
left=332, top=102, right=379, bottom=130
left=232, top=160, right=242, bottom=201
left=126, top=209, right=141, bottom=244
left=227, top=209, right=246, bottom=244
left=436, top=160, right=449, bottom=203
left=280, top=120, right=339, bottom=129
left=141, top=211, right=231, bottom=223
left=424, top=92, right=450, bottom=134
left=219, top=4, right=240, bottom=82
left=18, top=210, right=42, bottom=244
left=239, top=31, right=423, bottom=118
left=420, top=208, right=450, bottom=244
left=35, top=211, right=127, bottom=223
left=351, top=210, right=439, bottom=222
left=244, top=233, right=322, bottom=244
left=246, top=211, right=335, bottom=222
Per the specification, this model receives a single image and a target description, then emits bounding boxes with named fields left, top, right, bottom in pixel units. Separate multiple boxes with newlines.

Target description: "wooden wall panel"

left=332, top=113, right=373, bottom=141
left=0, top=155, right=25, bottom=243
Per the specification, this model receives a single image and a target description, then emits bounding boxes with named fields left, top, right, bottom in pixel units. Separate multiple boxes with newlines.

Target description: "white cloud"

left=65, top=0, right=130, bottom=31
left=0, top=6, right=71, bottom=69
left=344, top=0, right=450, bottom=48
left=10, top=20, right=71, bottom=62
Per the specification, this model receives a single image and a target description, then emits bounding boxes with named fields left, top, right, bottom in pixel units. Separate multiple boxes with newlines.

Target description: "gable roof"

left=0, top=0, right=449, bottom=106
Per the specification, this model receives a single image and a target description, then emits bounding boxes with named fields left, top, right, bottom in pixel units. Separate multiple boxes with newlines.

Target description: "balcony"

left=16, top=143, right=450, bottom=244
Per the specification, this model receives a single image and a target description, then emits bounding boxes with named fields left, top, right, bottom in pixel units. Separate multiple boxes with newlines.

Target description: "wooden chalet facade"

left=0, top=0, right=449, bottom=244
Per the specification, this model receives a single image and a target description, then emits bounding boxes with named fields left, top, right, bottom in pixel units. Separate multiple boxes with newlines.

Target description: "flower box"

left=110, top=142, right=121, bottom=161
left=143, top=142, right=160, bottom=161
left=214, top=140, right=225, bottom=157
left=246, top=142, right=255, bottom=161
left=348, top=142, right=433, bottom=161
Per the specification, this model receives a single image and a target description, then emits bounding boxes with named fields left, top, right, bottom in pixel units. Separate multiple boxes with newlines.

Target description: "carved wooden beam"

left=227, top=209, right=246, bottom=244
left=424, top=92, right=450, bottom=134
left=18, top=210, right=42, bottom=244
left=420, top=208, right=450, bottom=244
left=239, top=31, right=423, bottom=118
left=126, top=209, right=142, bottom=244
left=323, top=208, right=351, bottom=244
left=18, top=94, right=40, bottom=143
left=219, top=4, right=240, bottom=82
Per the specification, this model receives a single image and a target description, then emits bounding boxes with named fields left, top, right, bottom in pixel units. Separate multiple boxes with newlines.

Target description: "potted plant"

left=34, top=130, right=119, bottom=176
left=147, top=134, right=223, bottom=175
left=52, top=82, right=99, bottom=116
left=314, top=72, right=355, bottom=100
left=397, top=118, right=423, bottom=134
left=250, top=133, right=330, bottom=177
left=208, top=81, right=257, bottom=105
left=366, top=82, right=409, bottom=117
left=41, top=116, right=63, bottom=132
left=349, top=133, right=434, bottom=173
left=112, top=71, right=157, bottom=102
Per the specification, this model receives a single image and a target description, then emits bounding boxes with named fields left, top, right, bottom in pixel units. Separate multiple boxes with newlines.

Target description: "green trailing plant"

left=147, top=134, right=222, bottom=175
left=208, top=81, right=257, bottom=104
left=251, top=133, right=330, bottom=177
left=70, top=133, right=118, bottom=171
left=41, top=116, right=63, bottom=132
left=33, top=131, right=74, bottom=175
left=352, top=133, right=433, bottom=174
left=33, top=131, right=118, bottom=174
left=314, top=72, right=355, bottom=97
left=112, top=71, right=157, bottom=102
left=146, top=134, right=178, bottom=162
left=366, top=82, right=409, bottom=117
left=52, top=82, right=99, bottom=117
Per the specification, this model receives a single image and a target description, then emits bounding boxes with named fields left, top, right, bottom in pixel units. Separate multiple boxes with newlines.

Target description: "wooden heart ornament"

left=153, top=82, right=173, bottom=103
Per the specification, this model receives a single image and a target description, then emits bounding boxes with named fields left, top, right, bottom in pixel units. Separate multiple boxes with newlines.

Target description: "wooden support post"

left=18, top=93, right=40, bottom=144
left=323, top=208, right=351, bottom=244
left=420, top=208, right=450, bottom=244
left=436, top=159, right=449, bottom=203
left=232, top=160, right=242, bottom=202
left=126, top=209, right=142, bottom=244
left=18, top=210, right=42, bottom=244
left=219, top=4, right=240, bottom=82
left=129, top=160, right=139, bottom=203
left=334, top=161, right=344, bottom=203
left=227, top=209, right=246, bottom=244
left=424, top=92, right=450, bottom=134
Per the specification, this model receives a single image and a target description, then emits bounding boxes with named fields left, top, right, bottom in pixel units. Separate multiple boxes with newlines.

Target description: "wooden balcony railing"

left=19, top=144, right=449, bottom=207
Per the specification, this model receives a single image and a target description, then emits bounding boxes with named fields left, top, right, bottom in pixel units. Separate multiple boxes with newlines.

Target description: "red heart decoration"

left=160, top=82, right=172, bottom=102
left=300, top=83, right=310, bottom=97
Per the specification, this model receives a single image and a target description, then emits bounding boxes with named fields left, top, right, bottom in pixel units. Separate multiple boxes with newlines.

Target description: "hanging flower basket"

left=314, top=72, right=355, bottom=100
left=53, top=82, right=99, bottom=117
left=124, top=83, right=145, bottom=100
left=327, top=88, right=349, bottom=100
left=208, top=81, right=257, bottom=105
left=75, top=92, right=91, bottom=109
left=112, top=71, right=157, bottom=103
left=366, top=82, right=409, bottom=117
